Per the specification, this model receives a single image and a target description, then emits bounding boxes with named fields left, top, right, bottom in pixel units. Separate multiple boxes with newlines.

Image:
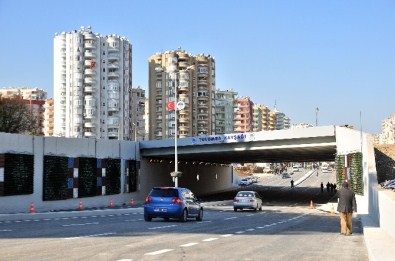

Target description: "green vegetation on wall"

left=43, top=155, right=70, bottom=201
left=335, top=152, right=363, bottom=195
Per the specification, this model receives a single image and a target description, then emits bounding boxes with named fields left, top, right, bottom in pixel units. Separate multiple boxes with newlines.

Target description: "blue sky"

left=0, top=0, right=394, bottom=134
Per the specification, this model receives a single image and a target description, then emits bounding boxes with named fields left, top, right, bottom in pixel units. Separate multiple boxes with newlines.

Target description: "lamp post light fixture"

left=155, top=64, right=195, bottom=187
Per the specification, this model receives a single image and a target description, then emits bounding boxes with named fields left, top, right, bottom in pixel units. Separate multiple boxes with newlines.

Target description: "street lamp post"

left=315, top=107, right=319, bottom=126
left=155, top=64, right=195, bottom=187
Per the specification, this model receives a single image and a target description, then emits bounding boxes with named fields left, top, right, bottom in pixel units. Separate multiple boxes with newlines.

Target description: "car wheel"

left=180, top=209, right=188, bottom=222
left=196, top=208, right=203, bottom=221
left=254, top=205, right=258, bottom=211
left=234, top=207, right=237, bottom=212
left=259, top=205, right=262, bottom=211
left=144, top=215, right=152, bottom=222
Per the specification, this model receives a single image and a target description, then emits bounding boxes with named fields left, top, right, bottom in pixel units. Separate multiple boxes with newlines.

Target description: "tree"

left=0, top=97, right=35, bottom=134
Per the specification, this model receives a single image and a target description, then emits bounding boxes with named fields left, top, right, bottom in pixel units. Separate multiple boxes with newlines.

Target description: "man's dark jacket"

left=337, top=187, right=357, bottom=213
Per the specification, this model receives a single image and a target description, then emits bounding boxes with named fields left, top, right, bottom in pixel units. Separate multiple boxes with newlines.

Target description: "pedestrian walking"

left=336, top=180, right=357, bottom=236
left=326, top=182, right=330, bottom=192
left=320, top=182, right=324, bottom=193
left=290, top=178, right=294, bottom=188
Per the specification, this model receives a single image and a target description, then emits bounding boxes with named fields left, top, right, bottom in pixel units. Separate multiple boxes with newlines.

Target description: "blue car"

left=144, top=187, right=203, bottom=222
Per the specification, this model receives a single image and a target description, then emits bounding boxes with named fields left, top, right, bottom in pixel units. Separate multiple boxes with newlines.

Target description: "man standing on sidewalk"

left=336, top=180, right=357, bottom=235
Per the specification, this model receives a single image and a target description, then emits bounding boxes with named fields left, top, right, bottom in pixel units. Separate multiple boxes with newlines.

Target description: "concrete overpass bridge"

left=140, top=126, right=352, bottom=164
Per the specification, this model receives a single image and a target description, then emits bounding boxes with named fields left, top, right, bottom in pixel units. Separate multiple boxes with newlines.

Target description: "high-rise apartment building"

left=378, top=114, right=395, bottom=144
left=148, top=49, right=216, bottom=140
left=234, top=97, right=253, bottom=133
left=53, top=26, right=132, bottom=139
left=215, top=89, right=238, bottom=134
left=130, top=86, right=146, bottom=141
left=252, top=104, right=263, bottom=132
left=43, top=98, right=54, bottom=136
left=272, top=106, right=290, bottom=130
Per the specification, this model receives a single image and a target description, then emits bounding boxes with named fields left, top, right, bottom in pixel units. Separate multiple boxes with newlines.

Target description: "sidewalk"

left=317, top=202, right=395, bottom=261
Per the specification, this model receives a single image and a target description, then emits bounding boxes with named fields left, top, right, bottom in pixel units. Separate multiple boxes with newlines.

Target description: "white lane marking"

left=221, top=234, right=233, bottom=237
left=125, top=219, right=138, bottom=222
left=235, top=231, right=245, bottom=234
left=62, top=222, right=99, bottom=227
left=14, top=220, right=22, bottom=223
left=180, top=242, right=198, bottom=247
left=202, top=238, right=218, bottom=242
left=246, top=214, right=254, bottom=217
left=225, top=217, right=237, bottom=220
left=148, top=224, right=178, bottom=230
left=0, top=229, right=12, bottom=232
left=145, top=249, right=173, bottom=255
left=256, top=226, right=265, bottom=229
left=246, top=228, right=255, bottom=232
left=117, top=259, right=132, bottom=261
left=63, top=232, right=116, bottom=240
left=197, top=221, right=212, bottom=224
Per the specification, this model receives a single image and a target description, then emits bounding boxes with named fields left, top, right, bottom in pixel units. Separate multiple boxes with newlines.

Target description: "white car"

left=233, top=191, right=263, bottom=211
left=239, top=178, right=251, bottom=186
left=292, top=166, right=299, bottom=172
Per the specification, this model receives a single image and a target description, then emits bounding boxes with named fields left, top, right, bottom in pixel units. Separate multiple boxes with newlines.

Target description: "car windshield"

left=236, top=192, right=254, bottom=197
left=150, top=188, right=179, bottom=197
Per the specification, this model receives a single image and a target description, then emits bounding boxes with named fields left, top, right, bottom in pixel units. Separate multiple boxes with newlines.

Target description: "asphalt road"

left=0, top=169, right=368, bottom=261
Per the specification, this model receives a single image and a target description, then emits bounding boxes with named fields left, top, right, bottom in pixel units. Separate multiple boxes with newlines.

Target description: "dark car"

left=144, top=187, right=203, bottom=222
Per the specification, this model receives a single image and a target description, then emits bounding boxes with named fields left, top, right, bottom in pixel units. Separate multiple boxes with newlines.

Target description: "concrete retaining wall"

left=0, top=132, right=233, bottom=214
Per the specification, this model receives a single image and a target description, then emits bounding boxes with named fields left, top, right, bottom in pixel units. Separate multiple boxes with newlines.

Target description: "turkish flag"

left=90, top=60, right=96, bottom=69
left=166, top=101, right=175, bottom=111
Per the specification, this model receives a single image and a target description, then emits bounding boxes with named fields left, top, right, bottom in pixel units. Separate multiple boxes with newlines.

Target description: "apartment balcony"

left=108, top=62, right=119, bottom=69
left=198, top=70, right=208, bottom=76
left=178, top=110, right=189, bottom=116
left=84, top=131, right=95, bottom=137
left=179, top=125, right=189, bottom=131
left=84, top=78, right=96, bottom=84
left=197, top=95, right=208, bottom=101
left=108, top=54, right=119, bottom=61
left=84, top=122, right=96, bottom=128
left=84, top=86, right=96, bottom=93
left=84, top=42, right=96, bottom=49
left=108, top=72, right=119, bottom=78
left=108, top=103, right=119, bottom=111
left=179, top=117, right=188, bottom=123
left=178, top=52, right=188, bottom=59
left=108, top=46, right=119, bottom=52
left=85, top=68, right=96, bottom=75
left=84, top=33, right=95, bottom=40
left=106, top=129, right=117, bottom=138
left=84, top=51, right=95, bottom=58
left=197, top=103, right=208, bottom=109
left=178, top=61, right=189, bottom=68
left=84, top=60, right=94, bottom=67
left=197, top=126, right=208, bottom=132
